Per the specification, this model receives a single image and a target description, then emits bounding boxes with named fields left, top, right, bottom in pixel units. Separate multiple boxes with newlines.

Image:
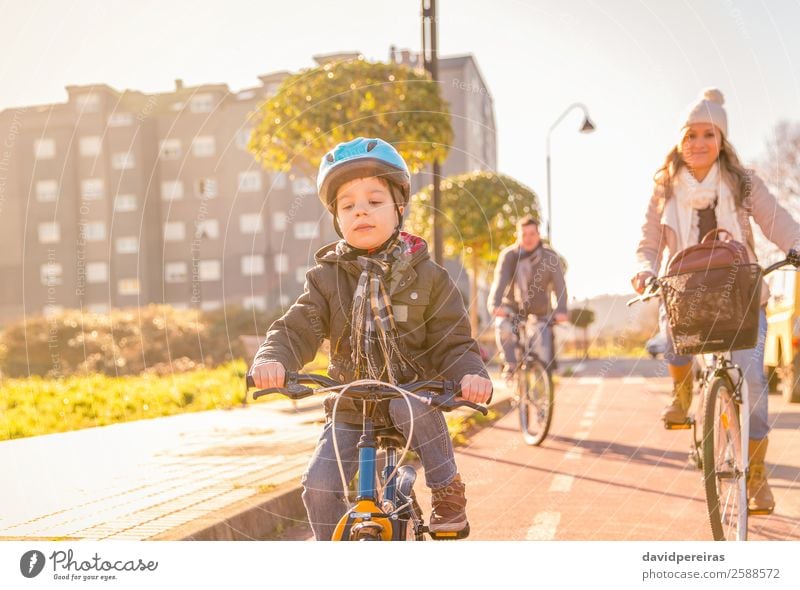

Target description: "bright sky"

left=2, top=0, right=799, bottom=300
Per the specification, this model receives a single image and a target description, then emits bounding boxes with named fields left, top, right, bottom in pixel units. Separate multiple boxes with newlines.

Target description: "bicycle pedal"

left=748, top=508, right=773, bottom=516
left=663, top=419, right=693, bottom=430
left=428, top=523, right=470, bottom=540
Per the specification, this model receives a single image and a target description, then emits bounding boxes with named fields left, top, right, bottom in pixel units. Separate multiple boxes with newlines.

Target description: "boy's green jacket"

left=253, top=233, right=488, bottom=418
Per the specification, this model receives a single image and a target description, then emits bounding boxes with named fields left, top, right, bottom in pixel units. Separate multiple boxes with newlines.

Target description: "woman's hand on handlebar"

left=631, top=271, right=655, bottom=295
left=250, top=361, right=285, bottom=390
left=460, top=374, right=493, bottom=404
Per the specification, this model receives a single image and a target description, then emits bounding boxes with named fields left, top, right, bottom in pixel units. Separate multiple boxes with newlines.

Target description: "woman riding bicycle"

left=632, top=88, right=800, bottom=514
left=249, top=138, right=492, bottom=540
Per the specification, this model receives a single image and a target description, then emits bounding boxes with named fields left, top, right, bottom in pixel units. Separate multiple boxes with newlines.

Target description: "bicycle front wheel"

left=517, top=359, right=554, bottom=446
left=398, top=491, right=426, bottom=541
left=702, top=376, right=748, bottom=541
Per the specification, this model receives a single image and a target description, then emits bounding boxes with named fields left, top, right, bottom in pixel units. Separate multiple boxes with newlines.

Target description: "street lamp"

left=545, top=103, right=595, bottom=243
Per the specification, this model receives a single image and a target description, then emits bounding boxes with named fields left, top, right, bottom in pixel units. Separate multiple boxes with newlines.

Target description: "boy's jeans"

left=301, top=396, right=458, bottom=541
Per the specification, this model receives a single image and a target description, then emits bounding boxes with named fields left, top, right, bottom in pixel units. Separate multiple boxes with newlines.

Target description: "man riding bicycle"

left=487, top=216, right=569, bottom=380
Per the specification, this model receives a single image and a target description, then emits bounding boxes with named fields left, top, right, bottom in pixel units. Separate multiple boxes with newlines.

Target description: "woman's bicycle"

left=628, top=256, right=792, bottom=541
left=509, top=315, right=554, bottom=446
left=245, top=372, right=488, bottom=541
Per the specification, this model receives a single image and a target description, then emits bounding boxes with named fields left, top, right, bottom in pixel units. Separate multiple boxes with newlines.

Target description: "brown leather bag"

left=661, top=228, right=761, bottom=354
left=665, top=229, right=748, bottom=275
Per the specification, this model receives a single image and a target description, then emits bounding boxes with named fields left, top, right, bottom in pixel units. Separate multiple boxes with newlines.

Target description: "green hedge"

left=0, top=305, right=279, bottom=378
left=0, top=361, right=249, bottom=440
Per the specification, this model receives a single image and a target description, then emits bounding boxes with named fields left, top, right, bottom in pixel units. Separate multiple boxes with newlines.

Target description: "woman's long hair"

left=653, top=135, right=752, bottom=209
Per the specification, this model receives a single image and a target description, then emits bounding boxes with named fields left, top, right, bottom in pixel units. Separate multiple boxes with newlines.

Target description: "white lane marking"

left=583, top=409, right=596, bottom=419
left=571, top=362, right=586, bottom=373
left=526, top=511, right=561, bottom=540
left=575, top=430, right=590, bottom=440
left=549, top=474, right=574, bottom=493
left=564, top=447, right=584, bottom=460
left=577, top=377, right=602, bottom=385
left=579, top=418, right=593, bottom=428
left=622, top=376, right=646, bottom=384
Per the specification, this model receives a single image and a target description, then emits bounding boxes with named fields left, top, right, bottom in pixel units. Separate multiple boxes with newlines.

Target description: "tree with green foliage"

left=569, top=307, right=596, bottom=358
left=248, top=57, right=452, bottom=175
left=406, top=171, right=540, bottom=335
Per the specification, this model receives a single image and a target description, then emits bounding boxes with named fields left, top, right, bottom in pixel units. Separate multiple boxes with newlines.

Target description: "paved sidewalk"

left=0, top=373, right=513, bottom=541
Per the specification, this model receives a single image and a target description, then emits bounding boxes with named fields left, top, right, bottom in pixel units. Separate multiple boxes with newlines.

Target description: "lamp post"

left=421, top=0, right=443, bottom=265
left=545, top=103, right=595, bottom=243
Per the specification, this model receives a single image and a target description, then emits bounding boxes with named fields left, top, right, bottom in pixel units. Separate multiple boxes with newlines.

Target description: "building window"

left=114, top=194, right=137, bottom=212
left=116, top=237, right=138, bottom=254
left=112, top=152, right=135, bottom=170
left=192, top=136, right=216, bottom=158
left=274, top=253, right=288, bottom=274
left=278, top=294, right=290, bottom=307
left=272, top=211, right=287, bottom=231
left=79, top=136, right=102, bottom=157
left=272, top=171, right=287, bottom=189
left=161, top=180, right=184, bottom=200
left=86, top=262, right=108, bottom=283
left=80, top=179, right=104, bottom=201
left=239, top=213, right=263, bottom=234
left=83, top=221, right=106, bottom=242
left=195, top=219, right=219, bottom=239
left=195, top=177, right=218, bottom=198
left=199, top=260, right=221, bottom=281
left=43, top=305, right=64, bottom=317
left=38, top=222, right=60, bottom=244
left=159, top=139, right=182, bottom=160
left=118, top=278, right=140, bottom=296
left=107, top=112, right=133, bottom=127
left=163, top=222, right=186, bottom=242
left=87, top=303, right=109, bottom=314
left=291, top=176, right=315, bottom=196
left=241, top=255, right=264, bottom=276
left=189, top=93, right=215, bottom=113
left=35, top=180, right=59, bottom=202
left=165, top=262, right=187, bottom=283
left=40, top=263, right=62, bottom=286
left=243, top=296, right=266, bottom=311
left=238, top=171, right=262, bottom=192
left=201, top=300, right=222, bottom=311
left=235, top=129, right=252, bottom=150
left=297, top=267, right=313, bottom=284
left=75, top=93, right=100, bottom=113
left=34, top=138, right=55, bottom=160
left=293, top=221, right=319, bottom=240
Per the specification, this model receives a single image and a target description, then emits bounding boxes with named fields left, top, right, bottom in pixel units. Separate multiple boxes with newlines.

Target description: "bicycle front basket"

left=660, top=263, right=761, bottom=355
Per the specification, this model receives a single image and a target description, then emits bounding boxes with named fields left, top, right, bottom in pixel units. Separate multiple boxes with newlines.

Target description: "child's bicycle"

left=508, top=314, right=554, bottom=446
left=628, top=256, right=793, bottom=541
left=245, top=372, right=488, bottom=541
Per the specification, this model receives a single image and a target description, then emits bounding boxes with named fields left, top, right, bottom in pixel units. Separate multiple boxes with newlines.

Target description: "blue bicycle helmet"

left=317, top=137, right=410, bottom=213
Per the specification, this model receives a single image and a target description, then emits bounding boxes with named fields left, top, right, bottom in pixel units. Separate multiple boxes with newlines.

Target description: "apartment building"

left=0, top=51, right=497, bottom=324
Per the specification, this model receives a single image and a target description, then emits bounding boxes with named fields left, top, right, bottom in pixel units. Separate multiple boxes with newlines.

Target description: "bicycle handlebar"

left=627, top=257, right=797, bottom=307
left=245, top=372, right=489, bottom=416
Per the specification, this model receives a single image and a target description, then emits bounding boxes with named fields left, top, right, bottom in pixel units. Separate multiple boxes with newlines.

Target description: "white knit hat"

left=680, top=88, right=728, bottom=138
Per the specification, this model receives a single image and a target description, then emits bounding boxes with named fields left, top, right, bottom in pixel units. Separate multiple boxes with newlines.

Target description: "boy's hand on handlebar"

left=788, top=248, right=800, bottom=268
left=251, top=361, right=285, bottom=389
left=459, top=374, right=492, bottom=404
left=631, top=271, right=654, bottom=295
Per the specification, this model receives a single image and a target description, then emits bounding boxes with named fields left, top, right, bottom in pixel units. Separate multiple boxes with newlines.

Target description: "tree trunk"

left=583, top=327, right=590, bottom=359
left=469, top=252, right=480, bottom=337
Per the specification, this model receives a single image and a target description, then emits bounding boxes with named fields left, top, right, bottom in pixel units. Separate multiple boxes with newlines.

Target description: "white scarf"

left=661, top=163, right=743, bottom=253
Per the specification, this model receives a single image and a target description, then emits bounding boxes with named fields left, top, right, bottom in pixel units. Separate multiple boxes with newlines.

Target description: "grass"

left=0, top=360, right=250, bottom=441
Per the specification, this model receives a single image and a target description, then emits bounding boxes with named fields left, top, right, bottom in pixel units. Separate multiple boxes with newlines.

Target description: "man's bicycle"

left=508, top=314, right=554, bottom=446
left=628, top=256, right=793, bottom=541
left=245, top=372, right=487, bottom=541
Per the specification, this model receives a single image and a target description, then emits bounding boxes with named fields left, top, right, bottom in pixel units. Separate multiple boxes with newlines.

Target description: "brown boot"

left=661, top=375, right=693, bottom=424
left=748, top=437, right=775, bottom=514
left=429, top=474, right=468, bottom=533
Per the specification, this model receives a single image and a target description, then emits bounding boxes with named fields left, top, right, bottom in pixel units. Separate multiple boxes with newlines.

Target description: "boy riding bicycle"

left=249, top=137, right=492, bottom=540
left=487, top=216, right=569, bottom=380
